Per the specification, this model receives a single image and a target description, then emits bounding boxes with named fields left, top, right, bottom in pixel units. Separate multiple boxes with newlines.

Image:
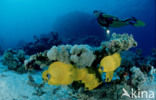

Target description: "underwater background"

left=0, top=0, right=156, bottom=100
left=0, top=0, right=155, bottom=54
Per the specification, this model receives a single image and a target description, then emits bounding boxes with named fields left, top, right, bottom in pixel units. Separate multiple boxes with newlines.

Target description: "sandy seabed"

left=0, top=62, right=71, bottom=100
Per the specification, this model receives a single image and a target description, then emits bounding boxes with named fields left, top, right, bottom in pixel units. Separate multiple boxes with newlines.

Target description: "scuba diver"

left=93, top=10, right=145, bottom=38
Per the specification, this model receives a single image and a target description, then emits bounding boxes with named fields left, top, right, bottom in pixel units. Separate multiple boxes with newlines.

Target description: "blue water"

left=0, top=0, right=155, bottom=54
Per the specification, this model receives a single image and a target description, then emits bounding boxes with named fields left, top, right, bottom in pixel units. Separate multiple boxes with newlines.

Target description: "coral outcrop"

left=1, top=49, right=27, bottom=73
left=26, top=44, right=96, bottom=69
left=24, top=51, right=51, bottom=70
left=25, top=33, right=137, bottom=70
left=130, top=66, right=146, bottom=88
left=47, top=45, right=96, bottom=68
left=47, top=44, right=96, bottom=68
left=101, top=33, right=137, bottom=54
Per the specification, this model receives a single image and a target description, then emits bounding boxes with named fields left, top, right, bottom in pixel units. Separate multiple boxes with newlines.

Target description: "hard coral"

left=24, top=51, right=50, bottom=70
left=130, top=66, right=146, bottom=88
left=101, top=33, right=137, bottom=54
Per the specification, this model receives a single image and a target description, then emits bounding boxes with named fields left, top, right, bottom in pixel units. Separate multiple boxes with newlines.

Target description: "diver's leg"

left=123, top=18, right=132, bottom=22
left=122, top=17, right=137, bottom=25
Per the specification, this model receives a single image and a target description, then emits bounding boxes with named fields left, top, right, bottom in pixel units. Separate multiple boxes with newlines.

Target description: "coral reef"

left=130, top=66, right=146, bottom=89
left=101, top=33, right=137, bottom=54
left=26, top=44, right=96, bottom=69
left=1, top=49, right=27, bottom=73
left=9, top=32, right=156, bottom=99
left=22, top=32, right=62, bottom=55
left=1, top=32, right=156, bottom=100
left=24, top=33, right=140, bottom=92
left=68, top=65, right=154, bottom=100
left=120, top=49, right=155, bottom=75
left=25, top=33, right=137, bottom=70
left=24, top=51, right=51, bottom=70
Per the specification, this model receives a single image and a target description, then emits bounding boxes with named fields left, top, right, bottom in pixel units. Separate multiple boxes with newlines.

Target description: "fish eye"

left=101, top=67, right=104, bottom=71
left=47, top=74, right=51, bottom=80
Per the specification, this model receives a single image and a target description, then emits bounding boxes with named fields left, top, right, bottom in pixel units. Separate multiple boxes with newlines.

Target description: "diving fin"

left=134, top=20, right=145, bottom=27
left=128, top=17, right=145, bottom=27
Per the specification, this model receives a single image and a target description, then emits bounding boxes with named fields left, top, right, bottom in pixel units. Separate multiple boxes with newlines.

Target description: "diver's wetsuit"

left=97, top=13, right=116, bottom=28
left=97, top=13, right=137, bottom=28
left=123, top=17, right=137, bottom=25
